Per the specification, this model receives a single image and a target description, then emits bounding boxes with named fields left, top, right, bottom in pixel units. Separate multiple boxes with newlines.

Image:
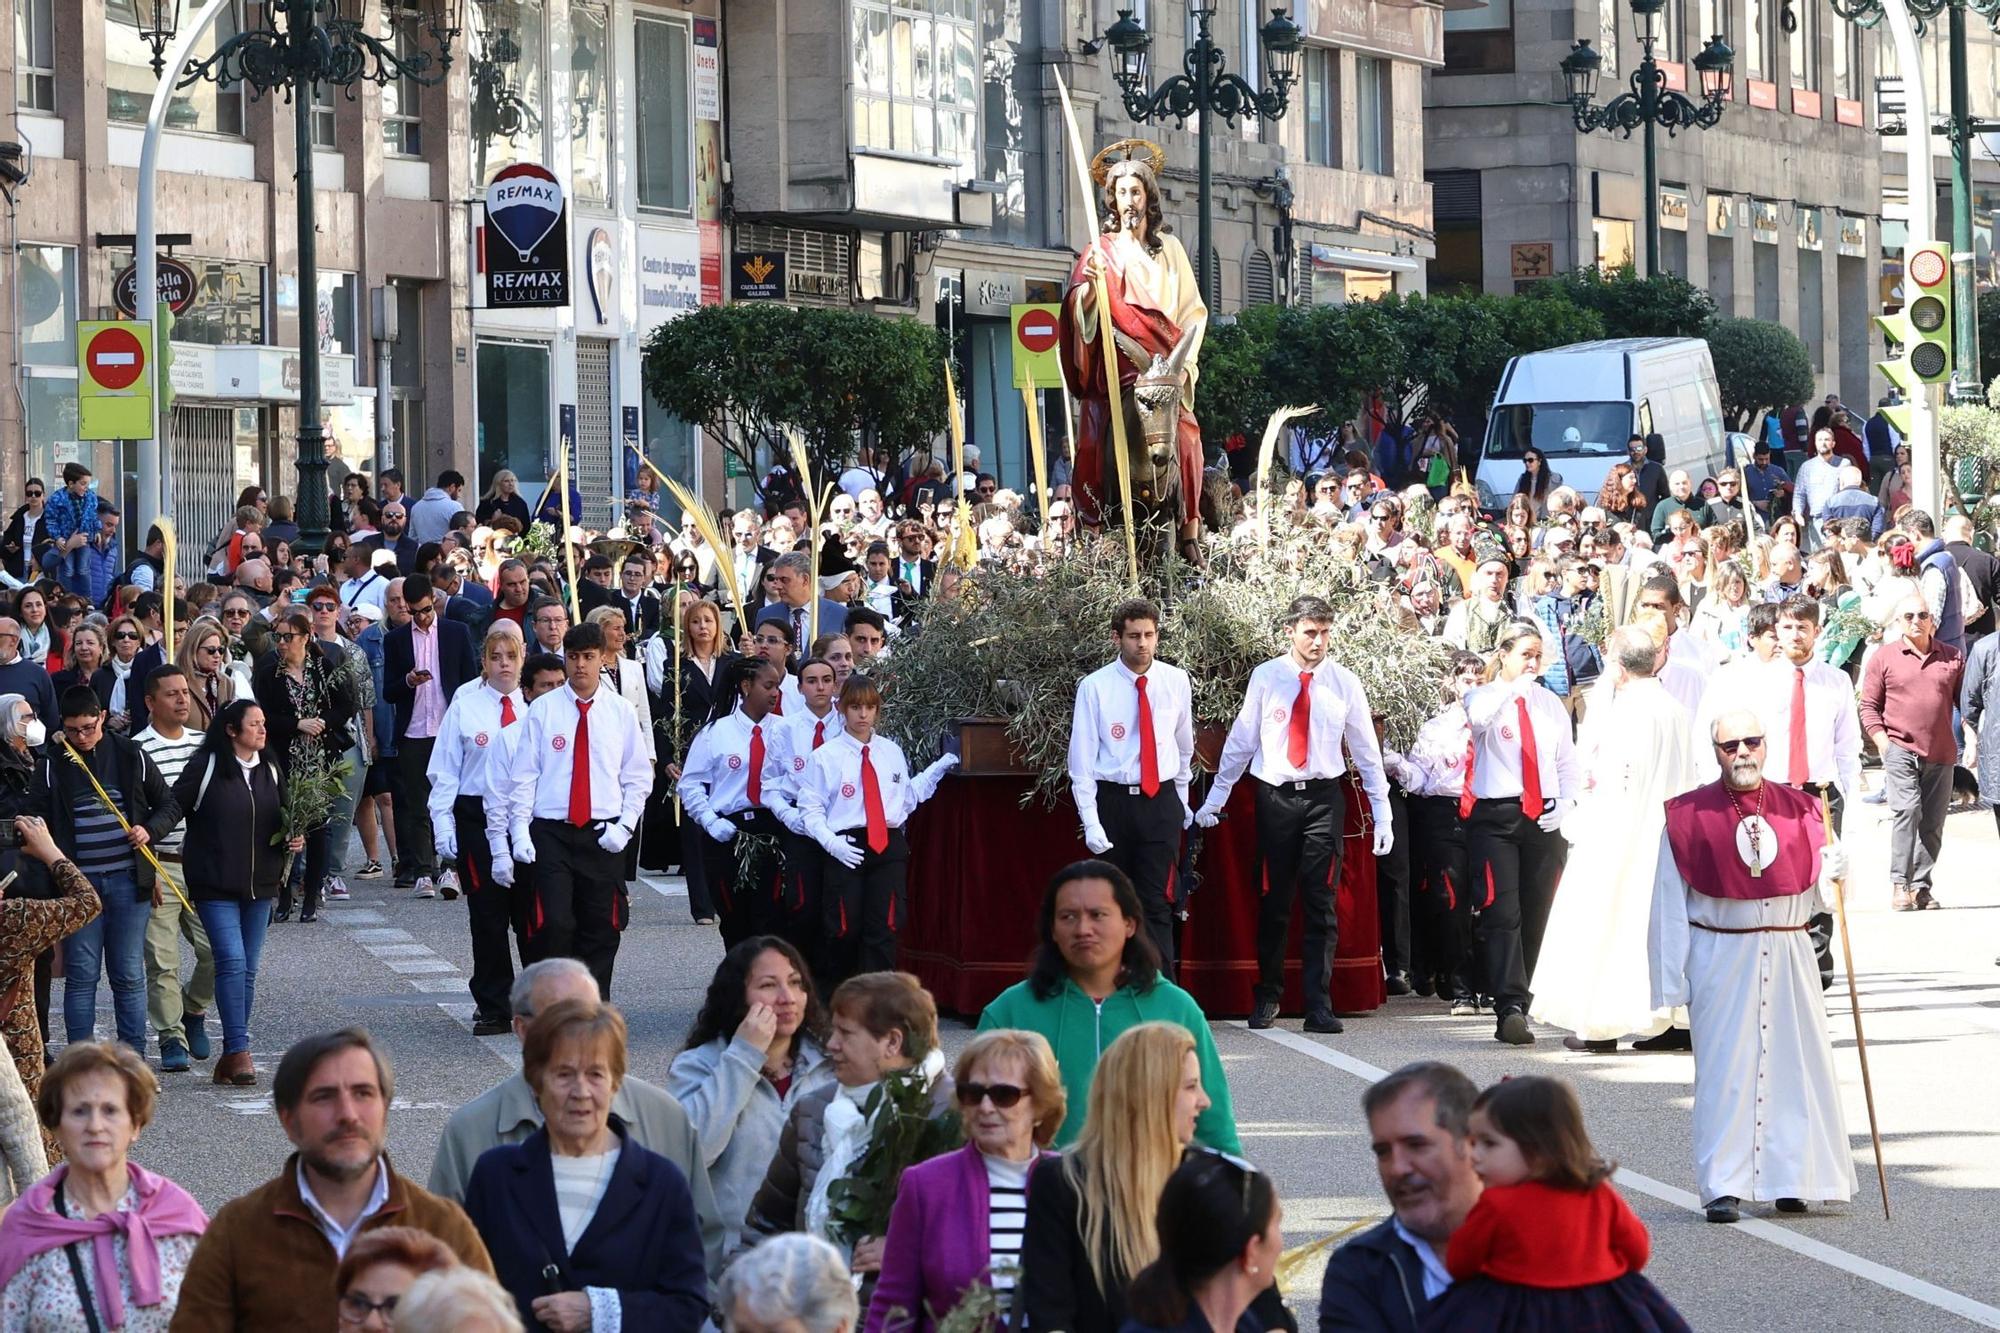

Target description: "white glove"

left=1371, top=824, right=1395, bottom=857
left=1082, top=823, right=1113, bottom=856
left=704, top=817, right=738, bottom=843
left=491, top=854, right=515, bottom=888
left=822, top=834, right=866, bottom=870
left=509, top=822, right=538, bottom=864
left=1535, top=798, right=1571, bottom=834
left=1193, top=805, right=1221, bottom=829
left=1181, top=804, right=1194, bottom=830
left=435, top=823, right=458, bottom=861
left=927, top=754, right=960, bottom=778
left=597, top=823, right=633, bottom=855
left=1819, top=841, right=1846, bottom=888
left=774, top=807, right=804, bottom=836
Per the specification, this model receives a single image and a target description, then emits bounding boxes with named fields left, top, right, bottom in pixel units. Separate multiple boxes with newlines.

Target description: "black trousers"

left=1375, top=789, right=1413, bottom=979
left=527, top=818, right=629, bottom=998
left=1796, top=781, right=1843, bottom=988
left=1253, top=778, right=1344, bottom=1014
left=680, top=817, right=717, bottom=921
left=701, top=809, right=787, bottom=950
left=1466, top=797, right=1568, bottom=1017
left=398, top=738, right=439, bottom=881
left=1408, top=794, right=1479, bottom=1001
left=821, top=826, right=910, bottom=987
left=455, top=797, right=516, bottom=1020
left=1097, top=782, right=1186, bottom=970
left=784, top=831, right=827, bottom=975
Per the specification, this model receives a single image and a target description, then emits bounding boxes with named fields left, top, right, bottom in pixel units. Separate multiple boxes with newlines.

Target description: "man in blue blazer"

left=752, top=551, right=847, bottom=648
left=383, top=573, right=478, bottom=899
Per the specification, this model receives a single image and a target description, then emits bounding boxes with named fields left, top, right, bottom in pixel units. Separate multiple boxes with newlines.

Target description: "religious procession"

left=6, top=4, right=2000, bottom=1331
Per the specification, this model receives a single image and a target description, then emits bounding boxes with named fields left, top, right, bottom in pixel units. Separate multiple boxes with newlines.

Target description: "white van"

left=1473, top=337, right=1727, bottom=513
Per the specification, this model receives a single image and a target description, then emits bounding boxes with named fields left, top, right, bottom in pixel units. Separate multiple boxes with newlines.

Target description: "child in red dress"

left=1419, top=1076, right=1691, bottom=1333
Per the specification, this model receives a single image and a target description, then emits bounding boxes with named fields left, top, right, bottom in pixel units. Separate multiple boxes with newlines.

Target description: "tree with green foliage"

left=642, top=304, right=948, bottom=486
left=1534, top=265, right=1716, bottom=340
left=1977, top=289, right=2000, bottom=388
left=1705, top=318, right=1816, bottom=430
left=1194, top=303, right=1287, bottom=450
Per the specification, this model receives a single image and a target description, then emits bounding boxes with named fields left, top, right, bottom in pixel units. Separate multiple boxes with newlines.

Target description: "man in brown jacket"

left=170, top=1029, right=492, bottom=1331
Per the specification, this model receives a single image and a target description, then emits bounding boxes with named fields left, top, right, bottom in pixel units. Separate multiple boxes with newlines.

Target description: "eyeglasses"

left=1714, top=735, right=1765, bottom=752
left=955, top=1081, right=1028, bottom=1110
left=337, top=1290, right=400, bottom=1324
left=1901, top=610, right=1934, bottom=622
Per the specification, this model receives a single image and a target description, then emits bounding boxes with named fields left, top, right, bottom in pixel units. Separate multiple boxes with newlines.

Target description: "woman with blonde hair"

left=174, top=615, right=248, bottom=732
left=1019, top=1022, right=1282, bottom=1333
left=646, top=595, right=735, bottom=923
left=475, top=469, right=532, bottom=530
left=392, top=1266, right=525, bottom=1333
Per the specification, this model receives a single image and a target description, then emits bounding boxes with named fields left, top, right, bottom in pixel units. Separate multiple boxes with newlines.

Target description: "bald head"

left=1608, top=625, right=1661, bottom=679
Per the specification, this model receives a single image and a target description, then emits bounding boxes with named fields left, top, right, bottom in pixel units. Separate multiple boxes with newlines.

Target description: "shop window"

left=477, top=340, right=552, bottom=495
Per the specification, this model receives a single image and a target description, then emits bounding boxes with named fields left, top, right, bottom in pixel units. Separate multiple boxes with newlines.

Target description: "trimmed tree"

left=1706, top=318, right=1816, bottom=430
left=1535, top=265, right=1717, bottom=340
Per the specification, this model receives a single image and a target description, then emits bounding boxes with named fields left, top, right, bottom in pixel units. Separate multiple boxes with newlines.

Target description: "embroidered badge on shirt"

left=552, top=735, right=567, bottom=751
left=841, top=782, right=857, bottom=798
left=474, top=732, right=489, bottom=748
left=727, top=755, right=742, bottom=770
left=1110, top=723, right=1127, bottom=740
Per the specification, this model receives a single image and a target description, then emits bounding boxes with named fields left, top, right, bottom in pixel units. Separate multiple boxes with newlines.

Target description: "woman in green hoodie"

left=977, top=860, right=1239, bottom=1151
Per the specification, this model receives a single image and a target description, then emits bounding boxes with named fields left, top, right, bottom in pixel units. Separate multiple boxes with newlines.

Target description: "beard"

left=1726, top=756, right=1762, bottom=788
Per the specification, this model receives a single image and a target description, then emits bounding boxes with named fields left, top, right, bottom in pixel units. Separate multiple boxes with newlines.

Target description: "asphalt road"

left=48, top=772, right=2000, bottom=1331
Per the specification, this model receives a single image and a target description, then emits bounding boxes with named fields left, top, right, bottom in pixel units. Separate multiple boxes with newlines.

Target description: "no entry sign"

left=76, top=319, right=154, bottom=440
left=1012, top=302, right=1063, bottom=390
left=86, top=326, right=146, bottom=390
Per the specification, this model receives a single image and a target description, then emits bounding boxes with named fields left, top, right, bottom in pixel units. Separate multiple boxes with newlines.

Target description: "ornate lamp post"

left=138, top=0, right=464, bottom=555
left=1559, top=0, right=1732, bottom=277
left=1102, top=3, right=1302, bottom=308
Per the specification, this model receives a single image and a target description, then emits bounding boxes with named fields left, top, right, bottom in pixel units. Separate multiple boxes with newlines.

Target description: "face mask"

left=21, top=720, right=46, bottom=748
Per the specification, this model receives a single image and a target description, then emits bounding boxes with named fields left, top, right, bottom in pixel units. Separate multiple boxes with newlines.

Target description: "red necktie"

left=1287, top=671, right=1312, bottom=770
left=566, top=700, right=594, bottom=826
left=1457, top=734, right=1478, bottom=821
left=1788, top=667, right=1810, bottom=785
left=1516, top=696, right=1544, bottom=819
left=748, top=723, right=765, bottom=806
left=813, top=719, right=825, bottom=750
left=861, top=743, right=889, bottom=853
left=500, top=694, right=517, bottom=727
left=1135, top=675, right=1159, bottom=797
left=772, top=690, right=784, bottom=717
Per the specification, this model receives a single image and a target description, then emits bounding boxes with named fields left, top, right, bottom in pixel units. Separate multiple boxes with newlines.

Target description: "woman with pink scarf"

left=0, top=1042, right=206, bottom=1330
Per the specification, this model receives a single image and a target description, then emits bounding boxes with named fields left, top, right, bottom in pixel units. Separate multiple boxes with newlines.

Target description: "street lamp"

left=1101, top=5, right=1302, bottom=308
left=139, top=0, right=464, bottom=556
left=1560, top=3, right=1731, bottom=277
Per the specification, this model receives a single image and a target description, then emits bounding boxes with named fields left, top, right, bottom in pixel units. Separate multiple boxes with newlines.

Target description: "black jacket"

left=252, top=642, right=359, bottom=769
left=1947, top=540, right=2000, bottom=637
left=475, top=493, right=533, bottom=529
left=0, top=505, right=46, bottom=581
left=1317, top=1217, right=1435, bottom=1333
left=382, top=617, right=478, bottom=741
left=49, top=666, right=116, bottom=714
left=30, top=733, right=178, bottom=895
left=171, top=749, right=288, bottom=900
left=0, top=657, right=57, bottom=736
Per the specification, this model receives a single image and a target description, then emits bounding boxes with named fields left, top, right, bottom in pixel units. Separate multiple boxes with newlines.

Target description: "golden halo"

left=1089, top=137, right=1167, bottom=189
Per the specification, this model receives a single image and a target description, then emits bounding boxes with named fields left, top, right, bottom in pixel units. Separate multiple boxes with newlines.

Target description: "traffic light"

left=154, top=301, right=176, bottom=427
left=1876, top=241, right=1952, bottom=404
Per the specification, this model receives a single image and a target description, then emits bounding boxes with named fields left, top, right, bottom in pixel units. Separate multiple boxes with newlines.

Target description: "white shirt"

left=1694, top=655, right=1863, bottom=798
left=296, top=1158, right=390, bottom=1261
left=1463, top=675, right=1581, bottom=802
left=678, top=710, right=797, bottom=823
left=600, top=657, right=656, bottom=761
left=427, top=681, right=527, bottom=821
left=1204, top=655, right=1390, bottom=825
left=731, top=547, right=764, bottom=595
left=798, top=732, right=950, bottom=840
left=340, top=571, right=388, bottom=613
left=781, top=707, right=845, bottom=779
left=497, top=682, right=651, bottom=830
left=1067, top=658, right=1195, bottom=830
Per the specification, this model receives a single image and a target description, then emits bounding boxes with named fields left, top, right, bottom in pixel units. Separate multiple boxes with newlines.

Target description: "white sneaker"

left=412, top=877, right=437, bottom=900
left=324, top=878, right=351, bottom=902
left=437, top=868, right=461, bottom=901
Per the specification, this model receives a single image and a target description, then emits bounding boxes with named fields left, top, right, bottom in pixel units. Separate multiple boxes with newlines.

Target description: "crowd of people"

left=0, top=404, right=1980, bottom=1328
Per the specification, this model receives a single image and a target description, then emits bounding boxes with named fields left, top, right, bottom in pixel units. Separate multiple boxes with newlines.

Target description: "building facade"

left=1424, top=0, right=1884, bottom=404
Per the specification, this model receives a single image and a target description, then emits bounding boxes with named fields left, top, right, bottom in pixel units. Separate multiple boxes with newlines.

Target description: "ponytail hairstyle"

left=705, top=655, right=782, bottom=729
left=1125, top=1150, right=1279, bottom=1327
left=1471, top=1074, right=1613, bottom=1191
left=1482, top=620, right=1544, bottom=685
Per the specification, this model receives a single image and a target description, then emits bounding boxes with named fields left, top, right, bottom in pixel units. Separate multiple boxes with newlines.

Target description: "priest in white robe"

left=1531, top=625, right=1696, bottom=1048
left=1649, top=707, right=1857, bottom=1224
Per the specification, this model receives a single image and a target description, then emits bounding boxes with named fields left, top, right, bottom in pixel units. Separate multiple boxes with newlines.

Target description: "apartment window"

left=310, top=82, right=337, bottom=149
left=1356, top=56, right=1390, bottom=176
left=1744, top=0, right=1775, bottom=79
left=1443, top=0, right=1514, bottom=74
left=1303, top=47, right=1337, bottom=166
left=635, top=13, right=692, bottom=212
left=1833, top=19, right=1861, bottom=100
left=851, top=0, right=978, bottom=170
left=1601, top=0, right=1618, bottom=76
left=1790, top=0, right=1817, bottom=90
left=1698, top=0, right=1729, bottom=44
left=105, top=1, right=244, bottom=135
left=16, top=0, right=55, bottom=112
left=383, top=1, right=425, bottom=154
left=570, top=1, right=611, bottom=206
left=471, top=0, right=548, bottom=183
left=1653, top=0, right=1683, bottom=64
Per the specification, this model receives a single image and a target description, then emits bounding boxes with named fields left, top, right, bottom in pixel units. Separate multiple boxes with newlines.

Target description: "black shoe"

left=1495, top=1011, right=1534, bottom=1045
left=1303, top=1012, right=1345, bottom=1034
left=1384, top=971, right=1413, bottom=997
left=273, top=906, right=293, bottom=923
left=1915, top=887, right=1938, bottom=910
left=1563, top=1035, right=1617, bottom=1053
left=472, top=1015, right=512, bottom=1037
left=1775, top=1197, right=1808, bottom=1214
left=1705, top=1196, right=1742, bottom=1223
left=298, top=911, right=318, bottom=923
left=1247, top=1001, right=1280, bottom=1031
left=1633, top=1026, right=1692, bottom=1052
left=1411, top=973, right=1435, bottom=998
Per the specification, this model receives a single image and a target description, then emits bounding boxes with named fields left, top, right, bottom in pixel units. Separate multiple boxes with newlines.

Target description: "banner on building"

left=694, top=18, right=720, bottom=121
left=731, top=251, right=786, bottom=301
left=485, top=164, right=571, bottom=308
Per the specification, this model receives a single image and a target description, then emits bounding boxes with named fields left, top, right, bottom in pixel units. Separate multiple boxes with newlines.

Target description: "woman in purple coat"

left=865, top=1030, right=1066, bottom=1332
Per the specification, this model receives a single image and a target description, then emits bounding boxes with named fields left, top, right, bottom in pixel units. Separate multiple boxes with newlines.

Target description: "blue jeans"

left=61, top=869, right=149, bottom=1050
left=195, top=898, right=273, bottom=1055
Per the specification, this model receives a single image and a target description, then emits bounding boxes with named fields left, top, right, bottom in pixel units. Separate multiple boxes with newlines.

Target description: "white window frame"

left=1356, top=55, right=1390, bottom=176
left=382, top=0, right=425, bottom=156
left=569, top=0, right=614, bottom=208
left=849, top=0, right=979, bottom=167
left=634, top=9, right=694, bottom=214
left=17, top=0, right=56, bottom=113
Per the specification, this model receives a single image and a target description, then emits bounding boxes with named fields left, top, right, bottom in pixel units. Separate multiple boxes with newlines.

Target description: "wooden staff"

left=1822, top=795, right=1891, bottom=1220
left=59, top=737, right=191, bottom=913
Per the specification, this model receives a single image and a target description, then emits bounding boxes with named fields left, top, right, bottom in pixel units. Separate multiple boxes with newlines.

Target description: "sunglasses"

left=24, top=491, right=42, bottom=499
left=113, top=631, right=140, bottom=641
left=955, top=1081, right=1029, bottom=1110
left=1714, top=735, right=1764, bottom=752
left=1901, top=610, right=1934, bottom=622
left=1187, top=1144, right=1261, bottom=1216
left=197, top=644, right=223, bottom=656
